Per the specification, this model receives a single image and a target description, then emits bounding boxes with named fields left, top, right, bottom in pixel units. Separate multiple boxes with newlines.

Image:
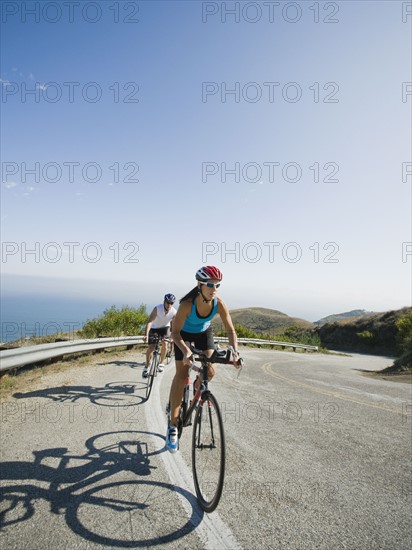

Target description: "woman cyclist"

left=166, top=266, right=241, bottom=453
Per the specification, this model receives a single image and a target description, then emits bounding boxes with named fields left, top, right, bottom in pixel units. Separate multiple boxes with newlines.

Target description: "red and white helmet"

left=195, top=266, right=223, bottom=282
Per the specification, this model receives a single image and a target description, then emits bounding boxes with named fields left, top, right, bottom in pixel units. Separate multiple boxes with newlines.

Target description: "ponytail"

left=180, top=286, right=199, bottom=304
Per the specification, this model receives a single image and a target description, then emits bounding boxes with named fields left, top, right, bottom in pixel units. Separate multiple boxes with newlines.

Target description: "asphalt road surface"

left=1, top=348, right=411, bottom=549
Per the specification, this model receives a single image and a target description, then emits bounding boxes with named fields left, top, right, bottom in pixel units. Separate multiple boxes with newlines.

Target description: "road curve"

left=0, top=348, right=411, bottom=549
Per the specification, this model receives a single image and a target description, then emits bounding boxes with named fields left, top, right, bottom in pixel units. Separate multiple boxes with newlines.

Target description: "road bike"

left=145, top=335, right=173, bottom=400
left=171, top=342, right=242, bottom=513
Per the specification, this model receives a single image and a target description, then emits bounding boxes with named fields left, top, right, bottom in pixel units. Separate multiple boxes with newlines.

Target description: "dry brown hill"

left=314, top=309, right=375, bottom=326
left=212, top=307, right=313, bottom=336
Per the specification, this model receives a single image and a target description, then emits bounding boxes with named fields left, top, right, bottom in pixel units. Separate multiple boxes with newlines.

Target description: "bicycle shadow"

left=0, top=430, right=204, bottom=545
left=13, top=380, right=146, bottom=408
left=104, top=360, right=145, bottom=369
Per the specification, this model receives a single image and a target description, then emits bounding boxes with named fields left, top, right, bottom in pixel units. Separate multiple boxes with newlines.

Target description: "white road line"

left=144, top=371, right=242, bottom=550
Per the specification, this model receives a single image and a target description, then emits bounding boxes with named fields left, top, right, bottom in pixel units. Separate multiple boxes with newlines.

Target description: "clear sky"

left=1, top=0, right=411, bottom=323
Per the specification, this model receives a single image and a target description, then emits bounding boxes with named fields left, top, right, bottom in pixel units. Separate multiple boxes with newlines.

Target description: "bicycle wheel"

left=145, top=354, right=158, bottom=400
left=192, top=393, right=225, bottom=513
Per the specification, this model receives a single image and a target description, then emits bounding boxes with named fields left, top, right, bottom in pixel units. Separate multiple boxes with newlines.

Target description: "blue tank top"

left=182, top=297, right=218, bottom=333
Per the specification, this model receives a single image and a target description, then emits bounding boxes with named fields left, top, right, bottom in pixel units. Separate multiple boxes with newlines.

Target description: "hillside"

left=212, top=306, right=410, bottom=360
left=212, top=307, right=313, bottom=336
left=315, top=309, right=375, bottom=326
left=314, top=307, right=411, bottom=356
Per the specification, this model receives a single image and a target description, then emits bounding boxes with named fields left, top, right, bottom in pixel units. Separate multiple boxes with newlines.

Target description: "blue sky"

left=1, top=0, right=411, bottom=325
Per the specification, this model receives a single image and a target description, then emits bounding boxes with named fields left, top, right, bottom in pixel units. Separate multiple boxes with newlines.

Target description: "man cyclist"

left=143, top=293, right=177, bottom=378
left=166, top=266, right=241, bottom=453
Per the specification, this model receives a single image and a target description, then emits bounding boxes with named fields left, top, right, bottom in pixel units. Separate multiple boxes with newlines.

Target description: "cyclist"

left=166, top=266, right=241, bottom=453
left=143, top=293, right=177, bottom=378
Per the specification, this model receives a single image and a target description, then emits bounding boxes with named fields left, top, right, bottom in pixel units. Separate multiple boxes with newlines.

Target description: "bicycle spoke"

left=192, top=393, right=225, bottom=513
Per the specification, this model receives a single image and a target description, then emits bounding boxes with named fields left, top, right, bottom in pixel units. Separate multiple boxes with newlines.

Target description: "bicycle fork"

left=195, top=396, right=217, bottom=450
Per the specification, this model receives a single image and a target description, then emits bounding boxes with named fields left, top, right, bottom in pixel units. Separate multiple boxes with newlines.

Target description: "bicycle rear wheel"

left=192, top=393, right=225, bottom=513
left=145, top=354, right=158, bottom=400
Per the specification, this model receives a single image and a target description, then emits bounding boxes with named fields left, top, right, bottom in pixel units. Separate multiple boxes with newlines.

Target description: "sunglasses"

left=199, top=281, right=221, bottom=289
left=165, top=301, right=174, bottom=305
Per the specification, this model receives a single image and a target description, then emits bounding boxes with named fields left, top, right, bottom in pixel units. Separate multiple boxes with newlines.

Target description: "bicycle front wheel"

left=145, top=355, right=158, bottom=400
left=192, top=393, right=225, bottom=513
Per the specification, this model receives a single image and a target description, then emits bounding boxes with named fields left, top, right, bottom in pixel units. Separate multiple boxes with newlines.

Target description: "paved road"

left=1, top=348, right=411, bottom=549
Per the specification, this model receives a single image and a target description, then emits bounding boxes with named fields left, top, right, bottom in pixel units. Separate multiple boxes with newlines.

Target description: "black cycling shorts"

left=148, top=327, right=170, bottom=344
left=174, top=326, right=215, bottom=361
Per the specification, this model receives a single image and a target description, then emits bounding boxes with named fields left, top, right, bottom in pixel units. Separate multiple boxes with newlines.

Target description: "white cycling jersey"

left=151, top=304, right=177, bottom=329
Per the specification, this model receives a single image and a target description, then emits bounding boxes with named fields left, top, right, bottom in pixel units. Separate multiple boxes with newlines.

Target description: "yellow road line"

left=262, top=363, right=405, bottom=415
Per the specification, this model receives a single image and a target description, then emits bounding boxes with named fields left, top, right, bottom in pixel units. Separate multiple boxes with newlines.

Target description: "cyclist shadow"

left=0, top=429, right=204, bottom=545
left=13, top=380, right=147, bottom=408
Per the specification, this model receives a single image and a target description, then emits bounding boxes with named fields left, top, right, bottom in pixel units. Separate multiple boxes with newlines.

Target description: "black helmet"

left=164, top=293, right=176, bottom=304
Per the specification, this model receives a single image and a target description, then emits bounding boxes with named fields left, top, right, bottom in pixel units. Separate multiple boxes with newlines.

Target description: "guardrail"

left=0, top=336, right=145, bottom=373
left=0, top=336, right=318, bottom=374
left=215, top=337, right=318, bottom=353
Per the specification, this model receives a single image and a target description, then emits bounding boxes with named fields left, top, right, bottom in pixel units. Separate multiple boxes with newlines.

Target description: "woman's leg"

left=168, top=360, right=189, bottom=426
left=169, top=328, right=216, bottom=422
left=160, top=340, right=167, bottom=364
left=193, top=349, right=216, bottom=392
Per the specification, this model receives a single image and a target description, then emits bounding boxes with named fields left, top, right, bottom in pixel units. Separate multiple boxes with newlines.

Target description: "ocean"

left=1, top=295, right=117, bottom=343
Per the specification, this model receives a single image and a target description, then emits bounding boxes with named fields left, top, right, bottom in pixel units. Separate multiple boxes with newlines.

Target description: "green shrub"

left=356, top=330, right=375, bottom=342
left=276, top=325, right=321, bottom=347
left=396, top=310, right=412, bottom=348
left=215, top=322, right=321, bottom=347
left=394, top=311, right=412, bottom=369
left=79, top=305, right=148, bottom=338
